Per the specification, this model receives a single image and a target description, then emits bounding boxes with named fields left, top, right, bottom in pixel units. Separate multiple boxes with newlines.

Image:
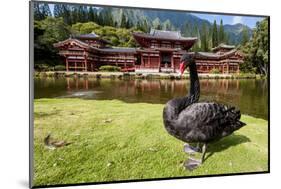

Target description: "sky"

left=48, top=4, right=265, bottom=28
left=191, top=13, right=265, bottom=28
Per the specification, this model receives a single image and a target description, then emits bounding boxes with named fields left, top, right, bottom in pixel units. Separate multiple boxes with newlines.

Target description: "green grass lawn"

left=33, top=98, right=268, bottom=187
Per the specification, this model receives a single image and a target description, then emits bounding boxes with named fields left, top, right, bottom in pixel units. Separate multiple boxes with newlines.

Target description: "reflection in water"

left=34, top=77, right=268, bottom=120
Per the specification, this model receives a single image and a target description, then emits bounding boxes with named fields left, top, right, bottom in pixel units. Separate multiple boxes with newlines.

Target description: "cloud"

left=232, top=16, right=243, bottom=24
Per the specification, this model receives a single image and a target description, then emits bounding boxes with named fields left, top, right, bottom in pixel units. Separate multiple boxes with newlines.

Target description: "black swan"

left=163, top=53, right=246, bottom=170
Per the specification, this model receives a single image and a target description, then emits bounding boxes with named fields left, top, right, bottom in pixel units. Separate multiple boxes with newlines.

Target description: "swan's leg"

left=184, top=143, right=201, bottom=154
left=184, top=143, right=207, bottom=171
left=201, top=143, right=207, bottom=163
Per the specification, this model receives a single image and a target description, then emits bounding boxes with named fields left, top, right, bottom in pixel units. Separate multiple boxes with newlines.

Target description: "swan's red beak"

left=180, top=62, right=185, bottom=75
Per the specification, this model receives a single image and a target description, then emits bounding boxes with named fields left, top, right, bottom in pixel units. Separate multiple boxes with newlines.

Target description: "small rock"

left=148, top=147, right=157, bottom=152
left=107, top=161, right=114, bottom=167
left=103, top=119, right=113, bottom=123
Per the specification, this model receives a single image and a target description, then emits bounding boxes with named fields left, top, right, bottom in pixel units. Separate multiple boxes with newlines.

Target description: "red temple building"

left=54, top=29, right=243, bottom=74
left=195, top=44, right=244, bottom=74
left=53, top=33, right=136, bottom=72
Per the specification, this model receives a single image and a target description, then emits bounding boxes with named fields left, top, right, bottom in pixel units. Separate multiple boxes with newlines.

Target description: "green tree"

left=40, top=3, right=51, bottom=18
left=218, top=19, right=225, bottom=44
left=142, top=19, right=149, bottom=33
left=88, top=7, right=95, bottom=22
left=126, top=19, right=132, bottom=28
left=201, top=22, right=209, bottom=51
left=191, top=24, right=201, bottom=51
left=34, top=17, right=71, bottom=66
left=212, top=20, right=218, bottom=47
left=182, top=22, right=190, bottom=37
left=99, top=8, right=114, bottom=27
left=34, top=3, right=44, bottom=20
left=62, top=5, right=72, bottom=25
left=162, top=19, right=172, bottom=30
left=241, top=18, right=269, bottom=75
left=34, top=3, right=51, bottom=20
left=54, top=4, right=63, bottom=18
left=152, top=18, right=162, bottom=30
left=71, top=6, right=78, bottom=24
left=241, top=27, right=249, bottom=45
left=120, top=12, right=127, bottom=28
left=72, top=22, right=100, bottom=34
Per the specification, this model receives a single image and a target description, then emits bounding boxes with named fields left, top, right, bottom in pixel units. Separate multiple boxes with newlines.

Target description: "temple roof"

left=53, top=38, right=90, bottom=49
left=99, top=47, right=136, bottom=53
left=133, top=29, right=197, bottom=41
left=196, top=49, right=239, bottom=60
left=73, top=33, right=100, bottom=39
left=212, top=43, right=236, bottom=52
left=71, top=32, right=111, bottom=45
left=150, top=29, right=182, bottom=39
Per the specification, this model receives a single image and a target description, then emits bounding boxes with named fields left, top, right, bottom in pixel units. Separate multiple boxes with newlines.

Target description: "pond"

left=34, top=77, right=268, bottom=120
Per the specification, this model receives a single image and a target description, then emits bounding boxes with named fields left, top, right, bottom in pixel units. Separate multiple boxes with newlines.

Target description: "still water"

left=34, top=77, right=268, bottom=120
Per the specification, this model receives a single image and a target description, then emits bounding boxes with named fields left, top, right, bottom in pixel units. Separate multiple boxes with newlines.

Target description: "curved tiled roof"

left=53, top=38, right=90, bottom=48
left=99, top=47, right=136, bottom=53
left=196, top=49, right=238, bottom=60
left=212, top=43, right=236, bottom=52
left=73, top=33, right=100, bottom=39
left=133, top=30, right=197, bottom=41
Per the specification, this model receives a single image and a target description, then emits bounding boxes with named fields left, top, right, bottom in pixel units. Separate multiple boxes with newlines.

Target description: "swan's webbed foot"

left=183, top=143, right=207, bottom=171
left=184, top=143, right=201, bottom=155
left=184, top=157, right=202, bottom=171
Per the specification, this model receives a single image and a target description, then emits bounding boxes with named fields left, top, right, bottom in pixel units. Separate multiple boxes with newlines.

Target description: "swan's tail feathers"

left=223, top=105, right=243, bottom=122
left=220, top=105, right=246, bottom=137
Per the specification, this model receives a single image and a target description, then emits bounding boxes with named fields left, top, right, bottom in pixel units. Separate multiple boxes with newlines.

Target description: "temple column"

left=148, top=54, right=151, bottom=68
left=237, top=63, right=240, bottom=74
left=65, top=57, right=69, bottom=72
left=159, top=53, right=161, bottom=72
left=141, top=55, right=144, bottom=68
left=74, top=62, right=77, bottom=72
left=91, top=62, right=93, bottom=71
left=84, top=58, right=88, bottom=72
left=171, top=54, right=174, bottom=72
left=227, top=60, right=229, bottom=74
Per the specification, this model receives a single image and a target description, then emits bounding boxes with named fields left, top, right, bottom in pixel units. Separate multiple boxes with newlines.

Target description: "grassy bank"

left=33, top=99, right=268, bottom=187
left=34, top=71, right=266, bottom=80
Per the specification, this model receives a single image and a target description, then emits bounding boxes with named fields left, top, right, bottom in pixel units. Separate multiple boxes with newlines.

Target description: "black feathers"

left=163, top=53, right=246, bottom=145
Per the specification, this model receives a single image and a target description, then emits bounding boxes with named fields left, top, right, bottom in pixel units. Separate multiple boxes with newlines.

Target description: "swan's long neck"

left=188, top=62, right=200, bottom=103
left=176, top=62, right=200, bottom=112
left=163, top=62, right=200, bottom=122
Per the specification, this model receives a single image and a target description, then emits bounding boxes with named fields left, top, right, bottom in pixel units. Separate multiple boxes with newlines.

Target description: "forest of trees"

left=33, top=3, right=268, bottom=75
left=240, top=18, right=269, bottom=76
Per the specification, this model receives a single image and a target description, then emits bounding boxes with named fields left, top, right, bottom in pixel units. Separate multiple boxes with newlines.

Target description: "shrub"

left=99, top=65, right=121, bottom=72
left=54, top=65, right=66, bottom=71
left=210, top=68, right=220, bottom=74
left=34, top=64, right=51, bottom=71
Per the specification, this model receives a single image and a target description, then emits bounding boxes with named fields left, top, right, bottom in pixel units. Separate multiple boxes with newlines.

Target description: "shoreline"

left=34, top=71, right=266, bottom=80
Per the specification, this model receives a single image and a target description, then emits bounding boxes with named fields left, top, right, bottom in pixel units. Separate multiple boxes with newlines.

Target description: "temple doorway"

left=160, top=52, right=172, bottom=68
